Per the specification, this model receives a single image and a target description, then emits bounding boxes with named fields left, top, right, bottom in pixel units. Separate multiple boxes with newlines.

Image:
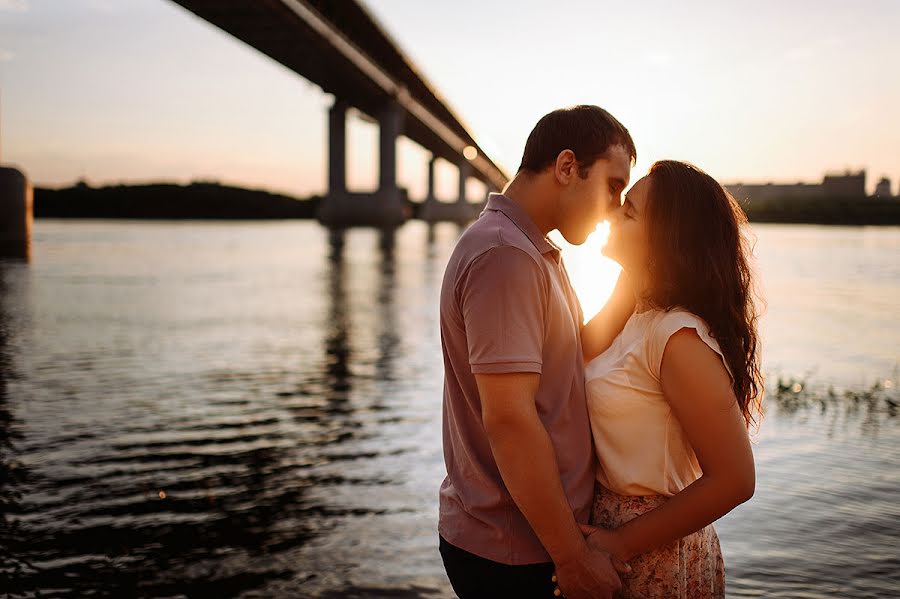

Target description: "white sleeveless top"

left=585, top=309, right=732, bottom=497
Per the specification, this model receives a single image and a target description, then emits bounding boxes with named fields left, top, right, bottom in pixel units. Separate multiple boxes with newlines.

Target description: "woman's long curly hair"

left=644, top=160, right=764, bottom=429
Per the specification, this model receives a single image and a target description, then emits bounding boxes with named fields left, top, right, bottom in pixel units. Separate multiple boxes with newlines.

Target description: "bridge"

left=171, top=0, right=510, bottom=229
left=0, top=0, right=510, bottom=260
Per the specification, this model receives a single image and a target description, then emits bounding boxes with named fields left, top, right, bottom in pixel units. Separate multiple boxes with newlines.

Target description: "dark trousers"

left=439, top=535, right=556, bottom=599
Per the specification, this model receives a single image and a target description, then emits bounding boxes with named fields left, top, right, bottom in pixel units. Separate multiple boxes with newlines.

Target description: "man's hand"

left=578, top=523, right=634, bottom=568
left=553, top=543, right=623, bottom=599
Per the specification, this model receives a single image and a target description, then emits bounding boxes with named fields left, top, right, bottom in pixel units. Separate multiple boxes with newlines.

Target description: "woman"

left=560, top=160, right=763, bottom=598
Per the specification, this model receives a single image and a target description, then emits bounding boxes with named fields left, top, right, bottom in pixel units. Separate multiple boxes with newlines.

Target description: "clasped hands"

left=551, top=525, right=631, bottom=599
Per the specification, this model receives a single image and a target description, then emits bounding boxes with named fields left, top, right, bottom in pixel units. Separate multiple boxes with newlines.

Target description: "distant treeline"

left=34, top=182, right=322, bottom=219
left=739, top=195, right=900, bottom=226
left=34, top=182, right=900, bottom=225
left=33, top=182, right=432, bottom=221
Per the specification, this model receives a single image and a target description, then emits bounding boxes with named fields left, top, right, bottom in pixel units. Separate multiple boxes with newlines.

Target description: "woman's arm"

left=581, top=327, right=756, bottom=561
left=581, top=271, right=636, bottom=362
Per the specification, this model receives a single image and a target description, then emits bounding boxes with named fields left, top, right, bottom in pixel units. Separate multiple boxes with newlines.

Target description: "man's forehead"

left=605, top=144, right=632, bottom=180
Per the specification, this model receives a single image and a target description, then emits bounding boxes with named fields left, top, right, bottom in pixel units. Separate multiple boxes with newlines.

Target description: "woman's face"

left=603, top=174, right=651, bottom=274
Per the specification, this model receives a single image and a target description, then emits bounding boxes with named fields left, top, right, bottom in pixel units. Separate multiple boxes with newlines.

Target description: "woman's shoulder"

left=647, top=308, right=711, bottom=335
left=644, top=308, right=728, bottom=379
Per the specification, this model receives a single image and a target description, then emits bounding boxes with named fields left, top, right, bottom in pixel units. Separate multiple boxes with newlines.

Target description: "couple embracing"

left=437, top=105, right=762, bottom=598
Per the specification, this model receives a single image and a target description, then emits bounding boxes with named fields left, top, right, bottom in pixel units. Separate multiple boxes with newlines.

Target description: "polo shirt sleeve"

left=459, top=245, right=546, bottom=374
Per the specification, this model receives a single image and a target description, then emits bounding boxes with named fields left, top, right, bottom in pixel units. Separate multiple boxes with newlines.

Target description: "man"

left=438, top=105, right=636, bottom=599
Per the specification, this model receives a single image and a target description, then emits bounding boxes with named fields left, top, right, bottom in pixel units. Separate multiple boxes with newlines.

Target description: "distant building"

left=726, top=170, right=868, bottom=204
left=822, top=170, right=866, bottom=197
left=874, top=177, right=892, bottom=198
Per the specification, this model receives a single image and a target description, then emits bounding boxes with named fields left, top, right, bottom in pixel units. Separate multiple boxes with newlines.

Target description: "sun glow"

left=552, top=221, right=623, bottom=323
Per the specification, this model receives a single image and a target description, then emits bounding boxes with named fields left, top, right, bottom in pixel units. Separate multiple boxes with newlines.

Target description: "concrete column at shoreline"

left=328, top=99, right=348, bottom=196
left=378, top=101, right=402, bottom=194
left=0, top=166, right=32, bottom=261
left=317, top=100, right=407, bottom=229
left=457, top=159, right=471, bottom=205
left=426, top=155, right=437, bottom=201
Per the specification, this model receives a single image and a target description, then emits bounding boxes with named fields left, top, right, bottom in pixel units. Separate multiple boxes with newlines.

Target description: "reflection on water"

left=723, top=383, right=899, bottom=599
left=1, top=263, right=39, bottom=591
left=0, top=220, right=898, bottom=598
left=769, top=377, right=898, bottom=438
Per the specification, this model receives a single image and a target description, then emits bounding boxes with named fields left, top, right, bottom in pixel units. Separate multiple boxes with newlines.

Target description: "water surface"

left=1, top=220, right=897, bottom=597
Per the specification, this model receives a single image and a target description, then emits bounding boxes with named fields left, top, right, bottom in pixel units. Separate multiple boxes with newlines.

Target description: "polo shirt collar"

left=484, top=193, right=561, bottom=261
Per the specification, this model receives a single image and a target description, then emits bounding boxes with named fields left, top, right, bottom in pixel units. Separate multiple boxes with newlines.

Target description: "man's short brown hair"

left=518, top=105, right=636, bottom=177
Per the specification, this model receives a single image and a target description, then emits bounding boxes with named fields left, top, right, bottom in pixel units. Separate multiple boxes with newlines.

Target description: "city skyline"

left=1, top=0, right=898, bottom=197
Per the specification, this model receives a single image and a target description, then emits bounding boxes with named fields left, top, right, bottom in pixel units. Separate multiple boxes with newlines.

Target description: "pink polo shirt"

left=438, top=193, right=596, bottom=565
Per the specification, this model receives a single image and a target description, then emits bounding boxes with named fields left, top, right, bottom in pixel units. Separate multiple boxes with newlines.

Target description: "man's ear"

left=554, top=149, right=577, bottom=185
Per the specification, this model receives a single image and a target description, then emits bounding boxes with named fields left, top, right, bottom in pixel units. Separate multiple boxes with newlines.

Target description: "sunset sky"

left=1, top=0, right=898, bottom=198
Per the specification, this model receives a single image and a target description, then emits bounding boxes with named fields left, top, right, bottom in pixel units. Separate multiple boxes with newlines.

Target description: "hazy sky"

left=1, top=0, right=898, bottom=197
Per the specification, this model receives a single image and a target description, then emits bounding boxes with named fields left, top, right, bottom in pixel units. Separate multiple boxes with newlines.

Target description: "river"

left=0, top=219, right=897, bottom=597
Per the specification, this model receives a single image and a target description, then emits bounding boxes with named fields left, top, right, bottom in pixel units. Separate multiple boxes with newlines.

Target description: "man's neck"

left=501, top=173, right=557, bottom=236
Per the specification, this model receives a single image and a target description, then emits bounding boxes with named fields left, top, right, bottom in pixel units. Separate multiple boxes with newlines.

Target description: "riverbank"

left=34, top=181, right=322, bottom=219
left=741, top=195, right=900, bottom=226
left=33, top=181, right=900, bottom=225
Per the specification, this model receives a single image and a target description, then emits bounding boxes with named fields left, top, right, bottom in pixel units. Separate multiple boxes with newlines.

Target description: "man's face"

left=557, top=144, right=631, bottom=245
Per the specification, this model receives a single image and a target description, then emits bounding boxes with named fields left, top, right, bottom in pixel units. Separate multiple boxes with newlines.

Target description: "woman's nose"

left=608, top=206, right=623, bottom=224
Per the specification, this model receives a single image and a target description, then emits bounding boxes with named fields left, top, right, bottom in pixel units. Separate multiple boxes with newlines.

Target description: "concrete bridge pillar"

left=426, top=155, right=436, bottom=201
left=0, top=167, right=32, bottom=261
left=457, top=159, right=471, bottom=205
left=378, top=101, right=402, bottom=195
left=374, top=100, right=407, bottom=228
left=418, top=155, right=438, bottom=218
left=318, top=99, right=408, bottom=229
left=420, top=156, right=479, bottom=225
left=328, top=99, right=347, bottom=196
left=455, top=159, right=478, bottom=223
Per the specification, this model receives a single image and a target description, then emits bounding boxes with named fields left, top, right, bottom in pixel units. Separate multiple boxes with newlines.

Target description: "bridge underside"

left=172, top=1, right=506, bottom=184
left=172, top=0, right=506, bottom=228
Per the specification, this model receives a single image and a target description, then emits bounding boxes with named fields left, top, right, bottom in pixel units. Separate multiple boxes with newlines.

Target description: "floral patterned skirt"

left=590, top=482, right=725, bottom=599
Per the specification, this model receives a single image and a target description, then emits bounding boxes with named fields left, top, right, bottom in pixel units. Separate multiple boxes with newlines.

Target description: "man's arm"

left=476, top=372, right=621, bottom=599
left=459, top=246, right=621, bottom=597
left=581, top=271, right=635, bottom=362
